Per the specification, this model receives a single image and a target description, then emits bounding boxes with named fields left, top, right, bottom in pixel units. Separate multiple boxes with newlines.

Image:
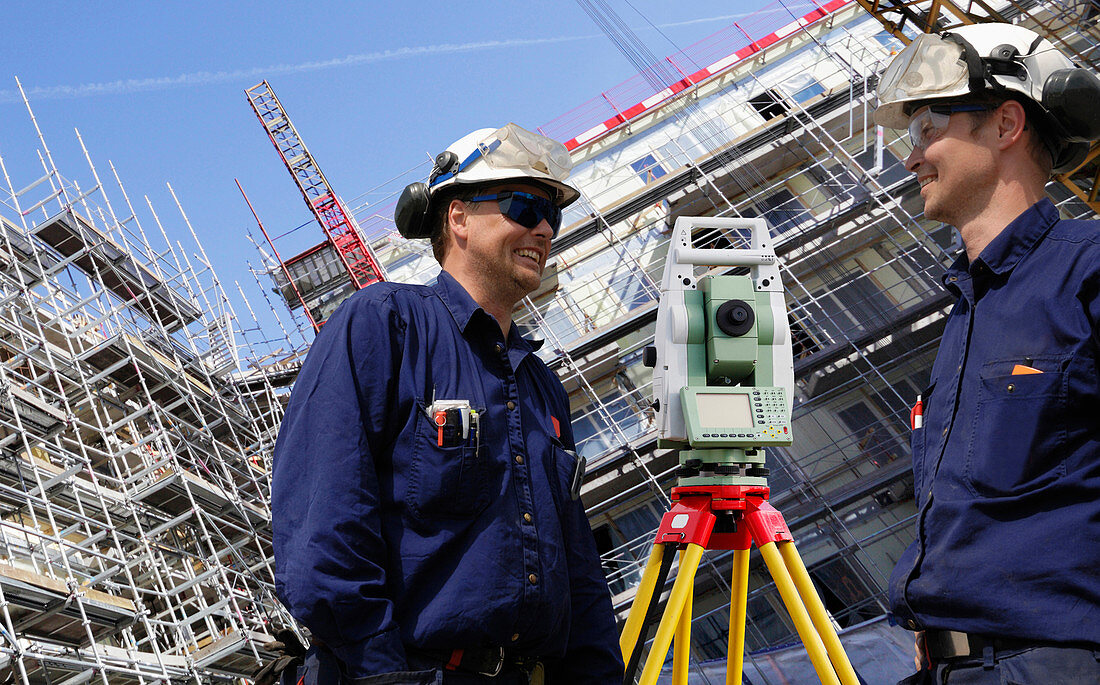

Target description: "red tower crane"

left=245, top=80, right=385, bottom=329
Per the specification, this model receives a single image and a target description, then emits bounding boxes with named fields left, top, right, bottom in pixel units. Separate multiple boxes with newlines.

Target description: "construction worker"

left=271, top=123, right=623, bottom=684
left=873, top=22, right=1100, bottom=684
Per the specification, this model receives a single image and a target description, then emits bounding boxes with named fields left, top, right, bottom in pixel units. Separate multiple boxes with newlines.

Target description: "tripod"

left=618, top=482, right=859, bottom=685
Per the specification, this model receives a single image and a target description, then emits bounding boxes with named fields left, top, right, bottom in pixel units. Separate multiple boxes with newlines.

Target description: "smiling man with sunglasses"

left=273, top=124, right=623, bottom=685
left=873, top=22, right=1100, bottom=685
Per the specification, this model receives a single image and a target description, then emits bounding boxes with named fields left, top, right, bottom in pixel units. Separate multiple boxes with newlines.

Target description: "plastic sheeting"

left=655, top=616, right=915, bottom=685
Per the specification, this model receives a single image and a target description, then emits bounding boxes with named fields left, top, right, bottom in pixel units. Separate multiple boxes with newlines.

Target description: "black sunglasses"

left=467, top=191, right=563, bottom=238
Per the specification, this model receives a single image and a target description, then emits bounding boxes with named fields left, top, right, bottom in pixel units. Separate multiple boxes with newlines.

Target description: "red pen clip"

left=909, top=395, right=923, bottom=431
left=434, top=411, right=448, bottom=446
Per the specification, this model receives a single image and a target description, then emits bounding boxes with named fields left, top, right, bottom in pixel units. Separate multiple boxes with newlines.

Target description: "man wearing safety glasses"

left=272, top=124, right=623, bottom=684
left=873, top=22, right=1100, bottom=685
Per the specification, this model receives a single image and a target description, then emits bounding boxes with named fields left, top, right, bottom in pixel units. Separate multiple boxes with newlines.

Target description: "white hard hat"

left=875, top=24, right=1076, bottom=128
left=395, top=123, right=580, bottom=239
left=429, top=123, right=580, bottom=206
left=874, top=23, right=1100, bottom=171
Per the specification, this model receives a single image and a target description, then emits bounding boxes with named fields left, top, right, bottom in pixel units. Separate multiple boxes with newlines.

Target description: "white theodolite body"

left=651, top=216, right=794, bottom=444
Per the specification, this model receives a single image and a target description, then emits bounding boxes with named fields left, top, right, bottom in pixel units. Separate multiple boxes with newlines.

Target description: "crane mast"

left=246, top=80, right=386, bottom=294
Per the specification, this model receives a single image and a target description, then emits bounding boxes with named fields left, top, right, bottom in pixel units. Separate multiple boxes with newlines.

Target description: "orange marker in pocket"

left=1011, top=364, right=1042, bottom=375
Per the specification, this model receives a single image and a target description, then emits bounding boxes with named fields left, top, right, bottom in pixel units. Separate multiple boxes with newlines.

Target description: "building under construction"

left=273, top=0, right=1099, bottom=679
left=0, top=91, right=297, bottom=681
left=0, top=0, right=1095, bottom=682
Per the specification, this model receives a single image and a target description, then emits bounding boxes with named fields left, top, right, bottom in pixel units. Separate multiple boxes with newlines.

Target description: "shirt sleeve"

left=271, top=292, right=408, bottom=678
left=548, top=391, right=625, bottom=684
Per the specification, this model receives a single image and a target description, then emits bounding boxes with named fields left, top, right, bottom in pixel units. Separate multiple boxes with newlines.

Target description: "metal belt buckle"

left=478, top=646, right=504, bottom=677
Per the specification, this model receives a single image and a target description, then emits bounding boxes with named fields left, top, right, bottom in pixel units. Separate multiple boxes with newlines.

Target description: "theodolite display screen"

left=680, top=386, right=792, bottom=447
left=696, top=393, right=754, bottom=428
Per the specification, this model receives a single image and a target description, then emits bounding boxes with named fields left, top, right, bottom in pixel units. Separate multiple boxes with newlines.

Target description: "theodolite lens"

left=716, top=299, right=755, bottom=337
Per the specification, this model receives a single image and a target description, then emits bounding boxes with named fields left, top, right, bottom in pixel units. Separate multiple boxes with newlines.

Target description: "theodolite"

left=621, top=216, right=858, bottom=685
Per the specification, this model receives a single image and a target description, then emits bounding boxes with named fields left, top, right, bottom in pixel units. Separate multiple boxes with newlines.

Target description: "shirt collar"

left=973, top=198, right=1059, bottom=276
left=432, top=270, right=544, bottom=351
left=942, top=198, right=1059, bottom=290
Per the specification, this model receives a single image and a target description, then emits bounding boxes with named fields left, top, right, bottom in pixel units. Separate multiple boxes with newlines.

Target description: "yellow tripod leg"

left=672, top=554, right=692, bottom=685
left=639, top=543, right=705, bottom=685
left=758, top=542, right=841, bottom=685
left=726, top=547, right=750, bottom=685
left=620, top=542, right=667, bottom=664
left=777, top=541, right=860, bottom=685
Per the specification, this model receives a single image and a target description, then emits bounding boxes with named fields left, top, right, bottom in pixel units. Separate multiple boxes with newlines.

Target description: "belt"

left=411, top=647, right=541, bottom=677
left=924, top=630, right=1045, bottom=661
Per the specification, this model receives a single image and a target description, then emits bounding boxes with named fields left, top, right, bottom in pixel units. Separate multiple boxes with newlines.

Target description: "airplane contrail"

left=0, top=36, right=592, bottom=103
left=0, top=12, right=771, bottom=103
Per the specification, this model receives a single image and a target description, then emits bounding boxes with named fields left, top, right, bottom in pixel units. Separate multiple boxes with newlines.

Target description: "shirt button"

left=495, top=343, right=505, bottom=354
left=507, top=400, right=516, bottom=410
left=511, top=633, right=520, bottom=642
left=528, top=573, right=538, bottom=585
left=523, top=512, right=532, bottom=523
left=515, top=455, right=524, bottom=465
left=942, top=426, right=949, bottom=437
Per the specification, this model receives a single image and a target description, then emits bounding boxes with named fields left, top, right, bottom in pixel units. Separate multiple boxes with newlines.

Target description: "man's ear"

left=448, top=198, right=472, bottom=244
left=994, top=100, right=1028, bottom=150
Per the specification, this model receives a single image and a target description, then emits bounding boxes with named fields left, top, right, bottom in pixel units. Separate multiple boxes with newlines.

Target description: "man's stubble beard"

left=469, top=246, right=539, bottom=307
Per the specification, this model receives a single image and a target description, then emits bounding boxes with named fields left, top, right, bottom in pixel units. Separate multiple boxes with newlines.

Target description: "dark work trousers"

left=898, top=646, right=1100, bottom=684
left=300, top=645, right=533, bottom=685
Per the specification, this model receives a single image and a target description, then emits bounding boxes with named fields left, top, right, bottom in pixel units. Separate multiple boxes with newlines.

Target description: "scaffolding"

left=0, top=82, right=297, bottom=682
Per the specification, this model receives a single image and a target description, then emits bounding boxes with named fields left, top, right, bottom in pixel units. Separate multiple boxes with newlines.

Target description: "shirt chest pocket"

left=545, top=438, right=583, bottom=514
left=406, top=406, right=489, bottom=520
left=965, top=356, right=1068, bottom=497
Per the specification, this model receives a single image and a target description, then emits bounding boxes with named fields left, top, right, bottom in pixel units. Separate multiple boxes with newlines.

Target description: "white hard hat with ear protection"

left=394, top=124, right=579, bottom=240
left=875, top=22, right=1100, bottom=172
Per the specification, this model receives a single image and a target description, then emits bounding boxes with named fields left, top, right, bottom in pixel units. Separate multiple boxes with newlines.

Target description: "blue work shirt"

left=272, top=270, right=622, bottom=682
left=889, top=199, right=1100, bottom=644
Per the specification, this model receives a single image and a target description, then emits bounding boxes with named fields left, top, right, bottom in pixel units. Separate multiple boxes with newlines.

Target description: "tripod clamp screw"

left=678, top=458, right=703, bottom=478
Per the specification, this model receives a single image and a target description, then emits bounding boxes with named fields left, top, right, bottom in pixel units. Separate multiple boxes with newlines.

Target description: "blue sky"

left=0, top=1, right=778, bottom=341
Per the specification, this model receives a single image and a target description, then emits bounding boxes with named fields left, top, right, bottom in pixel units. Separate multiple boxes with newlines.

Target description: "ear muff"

left=394, top=150, right=463, bottom=239
left=941, top=28, right=1100, bottom=172
left=394, top=182, right=433, bottom=239
left=1052, top=141, right=1091, bottom=174
left=1042, top=68, right=1100, bottom=142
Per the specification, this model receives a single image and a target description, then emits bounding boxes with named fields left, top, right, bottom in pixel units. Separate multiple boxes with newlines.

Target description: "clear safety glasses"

left=907, top=104, right=989, bottom=150
left=468, top=191, right=564, bottom=238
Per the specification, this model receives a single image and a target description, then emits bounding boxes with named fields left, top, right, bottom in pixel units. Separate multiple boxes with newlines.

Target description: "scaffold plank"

left=32, top=209, right=202, bottom=331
